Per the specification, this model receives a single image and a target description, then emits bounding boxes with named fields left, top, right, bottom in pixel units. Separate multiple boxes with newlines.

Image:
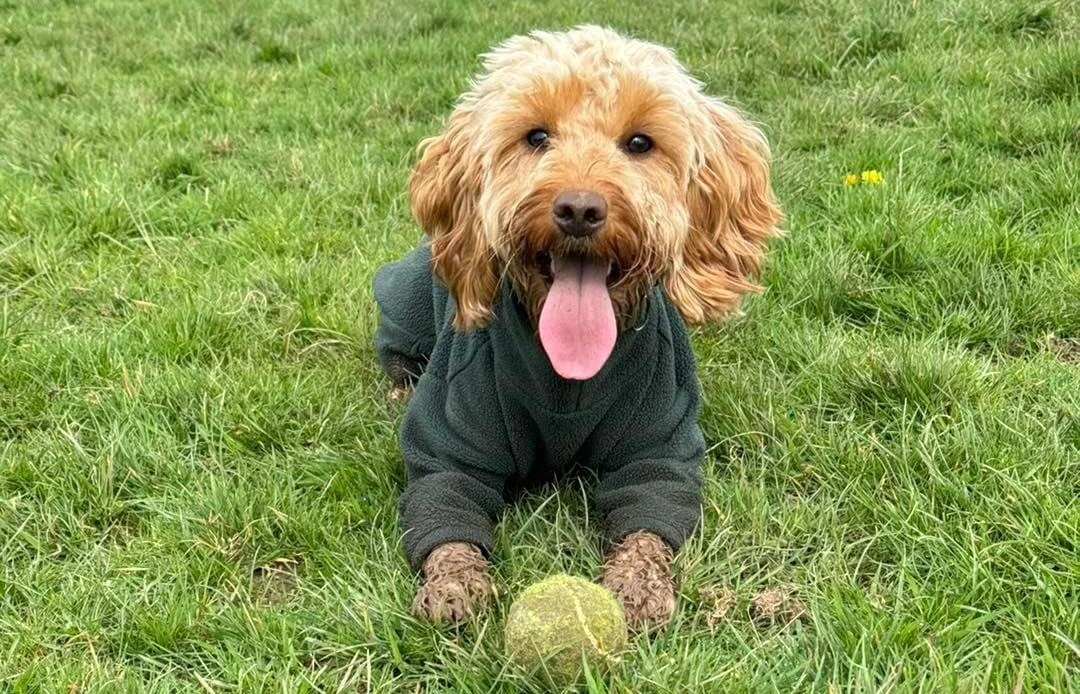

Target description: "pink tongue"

left=538, top=255, right=616, bottom=380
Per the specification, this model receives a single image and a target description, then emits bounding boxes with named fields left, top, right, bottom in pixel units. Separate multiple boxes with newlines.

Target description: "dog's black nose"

left=553, top=190, right=607, bottom=238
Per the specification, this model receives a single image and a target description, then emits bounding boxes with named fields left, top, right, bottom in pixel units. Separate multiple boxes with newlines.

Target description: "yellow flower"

left=861, top=169, right=883, bottom=185
left=843, top=173, right=859, bottom=186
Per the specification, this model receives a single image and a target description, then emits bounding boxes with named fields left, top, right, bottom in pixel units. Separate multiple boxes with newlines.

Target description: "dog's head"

left=410, top=26, right=782, bottom=379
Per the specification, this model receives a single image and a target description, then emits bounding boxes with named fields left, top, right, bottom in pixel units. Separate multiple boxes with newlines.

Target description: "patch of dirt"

left=750, top=587, right=807, bottom=627
left=701, top=585, right=736, bottom=633
left=1046, top=334, right=1080, bottom=365
left=206, top=135, right=234, bottom=157
left=251, top=558, right=301, bottom=607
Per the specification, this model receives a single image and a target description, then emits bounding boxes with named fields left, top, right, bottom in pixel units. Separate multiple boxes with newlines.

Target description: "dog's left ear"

left=664, top=99, right=783, bottom=324
left=409, top=106, right=499, bottom=331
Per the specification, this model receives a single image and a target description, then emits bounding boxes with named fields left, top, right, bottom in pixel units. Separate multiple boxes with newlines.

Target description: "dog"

left=374, top=25, right=781, bottom=631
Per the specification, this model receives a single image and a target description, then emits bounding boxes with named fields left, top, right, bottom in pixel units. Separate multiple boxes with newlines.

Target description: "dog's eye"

left=525, top=129, right=550, bottom=149
left=625, top=134, right=653, bottom=155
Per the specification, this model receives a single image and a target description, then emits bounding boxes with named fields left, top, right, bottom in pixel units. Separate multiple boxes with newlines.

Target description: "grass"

left=0, top=0, right=1077, bottom=690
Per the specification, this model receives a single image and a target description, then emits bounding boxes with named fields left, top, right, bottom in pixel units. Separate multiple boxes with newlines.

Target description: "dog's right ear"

left=409, top=107, right=498, bottom=331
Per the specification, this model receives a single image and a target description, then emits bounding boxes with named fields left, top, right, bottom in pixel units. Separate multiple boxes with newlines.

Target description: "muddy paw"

left=412, top=542, right=496, bottom=624
left=601, top=531, right=676, bottom=632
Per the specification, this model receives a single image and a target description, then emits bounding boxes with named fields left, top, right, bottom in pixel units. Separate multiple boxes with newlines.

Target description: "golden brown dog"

left=384, top=25, right=781, bottom=631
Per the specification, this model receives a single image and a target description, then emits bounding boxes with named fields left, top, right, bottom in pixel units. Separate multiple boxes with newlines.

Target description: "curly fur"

left=409, top=25, right=782, bottom=331
left=412, top=542, right=496, bottom=623
left=600, top=531, right=677, bottom=631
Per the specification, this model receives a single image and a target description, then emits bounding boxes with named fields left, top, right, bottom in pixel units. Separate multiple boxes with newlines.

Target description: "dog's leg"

left=395, top=361, right=511, bottom=625
left=601, top=531, right=676, bottom=632
left=373, top=244, right=438, bottom=404
left=412, top=542, right=496, bottom=623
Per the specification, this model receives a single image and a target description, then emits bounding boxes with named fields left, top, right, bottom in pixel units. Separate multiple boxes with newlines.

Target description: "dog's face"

left=410, top=26, right=782, bottom=379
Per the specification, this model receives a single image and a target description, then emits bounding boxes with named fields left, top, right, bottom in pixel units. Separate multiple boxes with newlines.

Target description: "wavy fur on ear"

left=664, top=100, right=783, bottom=324
left=409, top=108, right=498, bottom=331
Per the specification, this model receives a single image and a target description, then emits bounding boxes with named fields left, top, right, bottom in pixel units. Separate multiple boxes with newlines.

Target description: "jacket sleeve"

left=593, top=328, right=705, bottom=552
left=396, top=341, right=516, bottom=571
left=373, top=243, right=438, bottom=386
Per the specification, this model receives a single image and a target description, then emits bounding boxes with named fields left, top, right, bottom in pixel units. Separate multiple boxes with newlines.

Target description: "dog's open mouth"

left=534, top=251, right=618, bottom=381
left=535, top=251, right=622, bottom=286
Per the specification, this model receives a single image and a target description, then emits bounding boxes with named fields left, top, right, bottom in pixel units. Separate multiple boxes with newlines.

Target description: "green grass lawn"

left=1, top=0, right=1078, bottom=690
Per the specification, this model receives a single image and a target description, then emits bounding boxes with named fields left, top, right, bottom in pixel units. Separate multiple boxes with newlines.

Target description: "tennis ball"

left=504, top=574, right=628, bottom=685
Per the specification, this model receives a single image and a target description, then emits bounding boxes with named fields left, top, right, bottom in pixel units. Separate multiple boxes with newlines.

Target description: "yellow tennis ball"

left=504, top=574, right=628, bottom=685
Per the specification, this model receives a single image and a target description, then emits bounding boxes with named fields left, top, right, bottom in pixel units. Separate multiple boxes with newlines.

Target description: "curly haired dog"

left=374, top=25, right=781, bottom=631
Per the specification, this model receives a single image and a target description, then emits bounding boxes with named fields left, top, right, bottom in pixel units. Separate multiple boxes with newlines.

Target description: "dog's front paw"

left=412, top=542, right=496, bottom=624
left=601, top=531, right=676, bottom=632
